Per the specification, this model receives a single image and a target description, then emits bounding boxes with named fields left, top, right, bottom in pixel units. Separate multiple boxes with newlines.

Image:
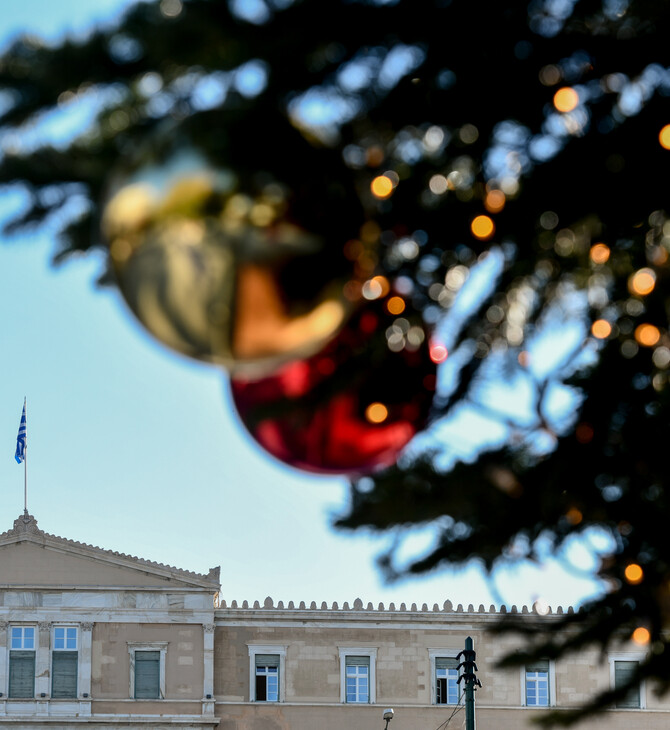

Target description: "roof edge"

left=0, top=513, right=220, bottom=591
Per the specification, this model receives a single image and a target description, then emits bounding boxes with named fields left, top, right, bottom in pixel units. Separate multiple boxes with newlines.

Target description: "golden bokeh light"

left=365, top=402, right=389, bottom=424
left=553, top=87, right=579, bottom=113
left=565, top=507, right=583, bottom=525
left=635, top=323, right=661, bottom=347
left=659, top=124, right=670, bottom=150
left=590, top=243, right=610, bottom=264
left=370, top=175, right=394, bottom=199
left=624, top=563, right=644, bottom=585
left=471, top=215, right=495, bottom=240
left=632, top=627, right=651, bottom=645
left=628, top=268, right=656, bottom=296
left=591, top=319, right=612, bottom=339
left=484, top=189, right=506, bottom=214
left=387, top=296, right=406, bottom=315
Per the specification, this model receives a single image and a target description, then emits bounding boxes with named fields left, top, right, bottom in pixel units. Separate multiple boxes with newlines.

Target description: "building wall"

left=212, top=600, right=670, bottom=729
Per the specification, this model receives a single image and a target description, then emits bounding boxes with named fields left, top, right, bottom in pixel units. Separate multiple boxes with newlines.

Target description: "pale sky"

left=0, top=0, right=607, bottom=611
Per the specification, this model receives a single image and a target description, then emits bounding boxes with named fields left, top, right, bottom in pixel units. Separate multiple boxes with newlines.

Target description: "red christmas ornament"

left=230, top=300, right=436, bottom=475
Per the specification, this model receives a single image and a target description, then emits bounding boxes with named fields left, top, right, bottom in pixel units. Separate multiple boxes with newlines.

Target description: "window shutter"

left=52, top=652, right=78, bottom=698
left=255, top=654, right=280, bottom=667
left=435, top=657, right=459, bottom=670
left=135, top=651, right=160, bottom=699
left=526, top=660, right=549, bottom=673
left=615, top=661, right=640, bottom=708
left=345, top=656, right=370, bottom=667
left=9, top=651, right=35, bottom=698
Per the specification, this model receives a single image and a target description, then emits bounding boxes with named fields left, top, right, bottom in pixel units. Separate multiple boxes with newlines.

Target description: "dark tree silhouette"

left=2, top=0, right=670, bottom=723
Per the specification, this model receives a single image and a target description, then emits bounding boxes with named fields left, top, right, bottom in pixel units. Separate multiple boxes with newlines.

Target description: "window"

left=128, top=643, right=167, bottom=699
left=339, top=648, right=377, bottom=704
left=247, top=646, right=286, bottom=702
left=346, top=657, right=369, bottom=703
left=525, top=661, right=550, bottom=707
left=435, top=657, right=460, bottom=705
left=613, top=659, right=641, bottom=709
left=52, top=626, right=78, bottom=698
left=429, top=649, right=461, bottom=705
left=135, top=651, right=160, bottom=698
left=9, top=626, right=35, bottom=698
left=255, top=655, right=279, bottom=702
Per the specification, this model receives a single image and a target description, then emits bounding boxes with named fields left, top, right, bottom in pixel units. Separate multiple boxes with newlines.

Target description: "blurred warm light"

left=518, top=351, right=530, bottom=367
left=632, top=627, right=651, bottom=645
left=565, top=507, right=583, bottom=525
left=387, top=296, right=406, bottom=315
left=625, top=563, right=644, bottom=585
left=361, top=275, right=390, bottom=301
left=366, top=145, right=385, bottom=167
left=484, top=189, right=506, bottom=213
left=590, top=243, right=610, bottom=264
left=371, top=175, right=394, bottom=199
left=553, top=87, right=579, bottom=113
left=628, top=267, right=656, bottom=296
left=575, top=422, right=594, bottom=444
left=591, top=319, right=612, bottom=339
left=365, top=402, right=389, bottom=424
left=471, top=215, right=495, bottom=240
left=659, top=124, right=670, bottom=150
left=539, top=64, right=561, bottom=86
left=635, top=323, right=661, bottom=347
left=429, top=343, right=448, bottom=363
left=360, top=220, right=381, bottom=242
left=429, top=174, right=449, bottom=195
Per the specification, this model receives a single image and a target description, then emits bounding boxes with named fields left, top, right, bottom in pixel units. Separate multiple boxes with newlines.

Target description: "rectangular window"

left=255, top=654, right=279, bottom=702
left=9, top=627, right=36, bottom=698
left=52, top=626, right=78, bottom=699
left=53, top=626, right=78, bottom=651
left=525, top=661, right=550, bottom=707
left=345, top=656, right=370, bottom=703
left=134, top=651, right=161, bottom=699
left=614, top=660, right=640, bottom=709
left=435, top=656, right=459, bottom=705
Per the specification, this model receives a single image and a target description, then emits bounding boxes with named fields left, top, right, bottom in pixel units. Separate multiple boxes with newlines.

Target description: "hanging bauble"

left=229, top=298, right=437, bottom=475
left=101, top=123, right=368, bottom=377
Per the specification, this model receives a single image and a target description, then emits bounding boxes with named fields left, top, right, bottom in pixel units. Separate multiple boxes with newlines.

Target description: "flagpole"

left=23, top=398, right=28, bottom=516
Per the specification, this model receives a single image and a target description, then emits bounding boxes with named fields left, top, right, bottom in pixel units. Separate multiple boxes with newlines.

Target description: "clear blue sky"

left=0, top=0, right=606, bottom=610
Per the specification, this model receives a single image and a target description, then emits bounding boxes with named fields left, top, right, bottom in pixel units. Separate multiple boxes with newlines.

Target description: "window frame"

left=8, top=624, right=37, bottom=699
left=52, top=626, right=78, bottom=652
left=428, top=648, right=461, bottom=706
left=247, top=645, right=287, bottom=703
left=127, top=642, right=168, bottom=700
left=609, top=653, right=646, bottom=710
left=521, top=659, right=556, bottom=708
left=338, top=647, right=377, bottom=704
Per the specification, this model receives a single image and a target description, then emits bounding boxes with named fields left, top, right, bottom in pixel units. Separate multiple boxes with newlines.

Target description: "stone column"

left=0, top=622, right=8, bottom=712
left=36, top=622, right=51, bottom=698
left=202, top=624, right=215, bottom=717
left=79, top=623, right=93, bottom=716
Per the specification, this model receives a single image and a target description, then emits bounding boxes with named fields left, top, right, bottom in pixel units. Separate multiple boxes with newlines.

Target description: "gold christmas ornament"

left=102, top=146, right=361, bottom=376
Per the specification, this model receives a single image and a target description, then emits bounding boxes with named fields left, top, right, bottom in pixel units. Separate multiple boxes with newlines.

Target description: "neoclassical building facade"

left=0, top=513, right=667, bottom=729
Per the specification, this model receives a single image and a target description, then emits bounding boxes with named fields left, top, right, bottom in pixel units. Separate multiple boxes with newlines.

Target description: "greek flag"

left=15, top=400, right=26, bottom=464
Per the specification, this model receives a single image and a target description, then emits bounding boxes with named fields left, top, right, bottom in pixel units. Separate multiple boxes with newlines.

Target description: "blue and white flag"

left=15, top=400, right=26, bottom=464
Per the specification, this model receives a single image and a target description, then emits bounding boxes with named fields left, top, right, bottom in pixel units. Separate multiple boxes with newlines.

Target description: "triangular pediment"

left=0, top=513, right=220, bottom=591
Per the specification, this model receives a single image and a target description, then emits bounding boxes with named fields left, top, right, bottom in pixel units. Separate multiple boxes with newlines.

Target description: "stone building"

left=0, top=513, right=666, bottom=729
